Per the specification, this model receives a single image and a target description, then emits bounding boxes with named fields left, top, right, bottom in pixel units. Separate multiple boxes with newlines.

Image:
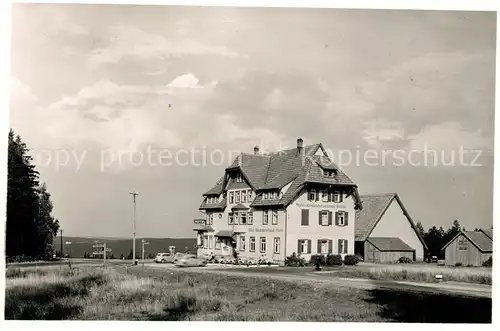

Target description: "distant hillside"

left=55, top=237, right=197, bottom=258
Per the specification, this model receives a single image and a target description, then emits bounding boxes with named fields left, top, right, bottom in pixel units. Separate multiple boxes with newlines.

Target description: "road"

left=145, top=263, right=492, bottom=298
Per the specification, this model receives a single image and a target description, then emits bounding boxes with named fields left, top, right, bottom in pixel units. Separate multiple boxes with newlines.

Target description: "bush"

left=482, top=256, right=492, bottom=267
left=285, top=253, right=306, bottom=267
left=343, top=255, right=360, bottom=266
left=310, top=254, right=326, bottom=267
left=455, top=262, right=463, bottom=267
left=398, top=256, right=413, bottom=264
left=326, top=254, right=343, bottom=266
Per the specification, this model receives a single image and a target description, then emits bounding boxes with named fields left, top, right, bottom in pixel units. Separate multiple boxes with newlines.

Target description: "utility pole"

left=60, top=229, right=63, bottom=258
left=129, top=192, right=139, bottom=265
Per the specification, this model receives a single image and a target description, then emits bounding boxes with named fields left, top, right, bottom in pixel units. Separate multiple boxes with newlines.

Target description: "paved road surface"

left=146, top=263, right=492, bottom=298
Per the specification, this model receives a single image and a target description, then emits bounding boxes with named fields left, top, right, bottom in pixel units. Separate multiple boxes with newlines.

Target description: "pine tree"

left=6, top=129, right=59, bottom=259
left=445, top=220, right=462, bottom=243
left=415, top=221, right=426, bottom=238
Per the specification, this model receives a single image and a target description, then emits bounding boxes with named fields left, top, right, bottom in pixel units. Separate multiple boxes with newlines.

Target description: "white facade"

left=286, top=188, right=356, bottom=261
left=197, top=186, right=356, bottom=264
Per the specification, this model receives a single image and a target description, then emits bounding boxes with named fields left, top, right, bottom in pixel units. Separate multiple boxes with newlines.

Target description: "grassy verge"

left=4, top=264, right=491, bottom=322
left=329, top=265, right=492, bottom=285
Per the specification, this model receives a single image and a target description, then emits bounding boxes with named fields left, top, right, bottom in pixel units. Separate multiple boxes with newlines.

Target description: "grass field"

left=326, top=263, right=492, bottom=285
left=206, top=263, right=492, bottom=285
left=4, top=264, right=491, bottom=322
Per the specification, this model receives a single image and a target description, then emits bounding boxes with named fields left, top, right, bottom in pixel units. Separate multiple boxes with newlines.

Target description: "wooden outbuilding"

left=442, top=230, right=492, bottom=266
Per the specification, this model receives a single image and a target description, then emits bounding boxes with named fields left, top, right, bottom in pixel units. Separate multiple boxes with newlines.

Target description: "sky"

left=9, top=4, right=496, bottom=238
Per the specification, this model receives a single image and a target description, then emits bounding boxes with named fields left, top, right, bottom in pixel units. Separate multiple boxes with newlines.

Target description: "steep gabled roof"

left=203, top=175, right=226, bottom=196
left=198, top=197, right=227, bottom=210
left=201, top=142, right=362, bottom=209
left=367, top=237, right=415, bottom=252
left=442, top=230, right=493, bottom=253
left=480, top=228, right=493, bottom=240
left=355, top=193, right=428, bottom=250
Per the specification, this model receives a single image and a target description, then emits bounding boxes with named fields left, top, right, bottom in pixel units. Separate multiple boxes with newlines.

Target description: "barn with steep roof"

left=355, top=193, right=427, bottom=262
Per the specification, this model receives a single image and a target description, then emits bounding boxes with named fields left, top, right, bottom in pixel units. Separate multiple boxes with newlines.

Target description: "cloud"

left=167, top=73, right=216, bottom=89
left=361, top=119, right=407, bottom=148
left=87, top=25, right=245, bottom=69
left=408, top=122, right=490, bottom=152
left=356, top=51, right=495, bottom=137
left=10, top=74, right=280, bottom=172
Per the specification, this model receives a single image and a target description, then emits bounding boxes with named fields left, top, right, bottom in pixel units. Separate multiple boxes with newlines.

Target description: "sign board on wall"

left=248, top=228, right=284, bottom=233
left=295, top=203, right=347, bottom=209
left=193, top=219, right=206, bottom=224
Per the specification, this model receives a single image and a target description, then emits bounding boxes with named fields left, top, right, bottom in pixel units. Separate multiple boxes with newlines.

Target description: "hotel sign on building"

left=195, top=138, right=362, bottom=265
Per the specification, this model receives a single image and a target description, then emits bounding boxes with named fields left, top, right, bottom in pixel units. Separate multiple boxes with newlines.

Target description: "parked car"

left=431, top=256, right=438, bottom=263
left=173, top=253, right=188, bottom=264
left=176, top=254, right=207, bottom=267
left=155, top=253, right=174, bottom=263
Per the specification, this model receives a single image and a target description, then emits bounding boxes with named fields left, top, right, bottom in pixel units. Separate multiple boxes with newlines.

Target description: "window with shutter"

left=344, top=239, right=348, bottom=254
left=317, top=240, right=321, bottom=254
left=333, top=191, right=342, bottom=203
left=336, top=211, right=346, bottom=226
left=321, top=211, right=329, bottom=226
left=344, top=212, right=349, bottom=226
left=307, top=239, right=312, bottom=254
left=301, top=209, right=309, bottom=226
left=328, top=211, right=333, bottom=226
left=328, top=240, right=333, bottom=254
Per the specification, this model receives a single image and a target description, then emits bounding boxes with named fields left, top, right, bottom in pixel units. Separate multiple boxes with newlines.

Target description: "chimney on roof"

left=254, top=145, right=259, bottom=155
left=297, top=138, right=303, bottom=156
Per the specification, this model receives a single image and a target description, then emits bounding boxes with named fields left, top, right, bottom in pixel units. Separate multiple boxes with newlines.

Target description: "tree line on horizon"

left=6, top=129, right=60, bottom=260
left=415, top=219, right=492, bottom=259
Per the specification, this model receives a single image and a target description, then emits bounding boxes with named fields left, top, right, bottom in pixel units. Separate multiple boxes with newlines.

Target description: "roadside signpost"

left=66, top=241, right=72, bottom=268
left=92, top=241, right=112, bottom=267
left=141, top=239, right=149, bottom=267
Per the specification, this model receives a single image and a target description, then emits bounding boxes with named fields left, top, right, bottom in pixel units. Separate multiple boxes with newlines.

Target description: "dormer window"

left=308, top=190, right=316, bottom=201
left=324, top=169, right=335, bottom=177
left=263, top=192, right=269, bottom=199
left=321, top=190, right=328, bottom=202
left=332, top=191, right=343, bottom=203
left=235, top=173, right=243, bottom=183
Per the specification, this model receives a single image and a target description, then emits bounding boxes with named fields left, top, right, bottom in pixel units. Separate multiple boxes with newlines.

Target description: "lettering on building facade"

left=295, top=203, right=347, bottom=209
left=248, top=228, right=284, bottom=233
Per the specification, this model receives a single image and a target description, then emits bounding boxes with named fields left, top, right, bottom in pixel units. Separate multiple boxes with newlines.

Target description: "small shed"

left=364, top=237, right=415, bottom=263
left=442, top=230, right=493, bottom=266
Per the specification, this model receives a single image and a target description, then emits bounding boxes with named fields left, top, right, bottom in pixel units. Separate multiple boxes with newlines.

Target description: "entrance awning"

left=215, top=230, right=234, bottom=237
left=231, top=203, right=249, bottom=211
left=215, top=230, right=245, bottom=237
left=193, top=225, right=215, bottom=232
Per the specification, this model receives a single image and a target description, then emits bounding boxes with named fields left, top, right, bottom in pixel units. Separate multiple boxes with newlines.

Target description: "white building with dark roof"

left=354, top=193, right=428, bottom=262
left=196, top=138, right=362, bottom=264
